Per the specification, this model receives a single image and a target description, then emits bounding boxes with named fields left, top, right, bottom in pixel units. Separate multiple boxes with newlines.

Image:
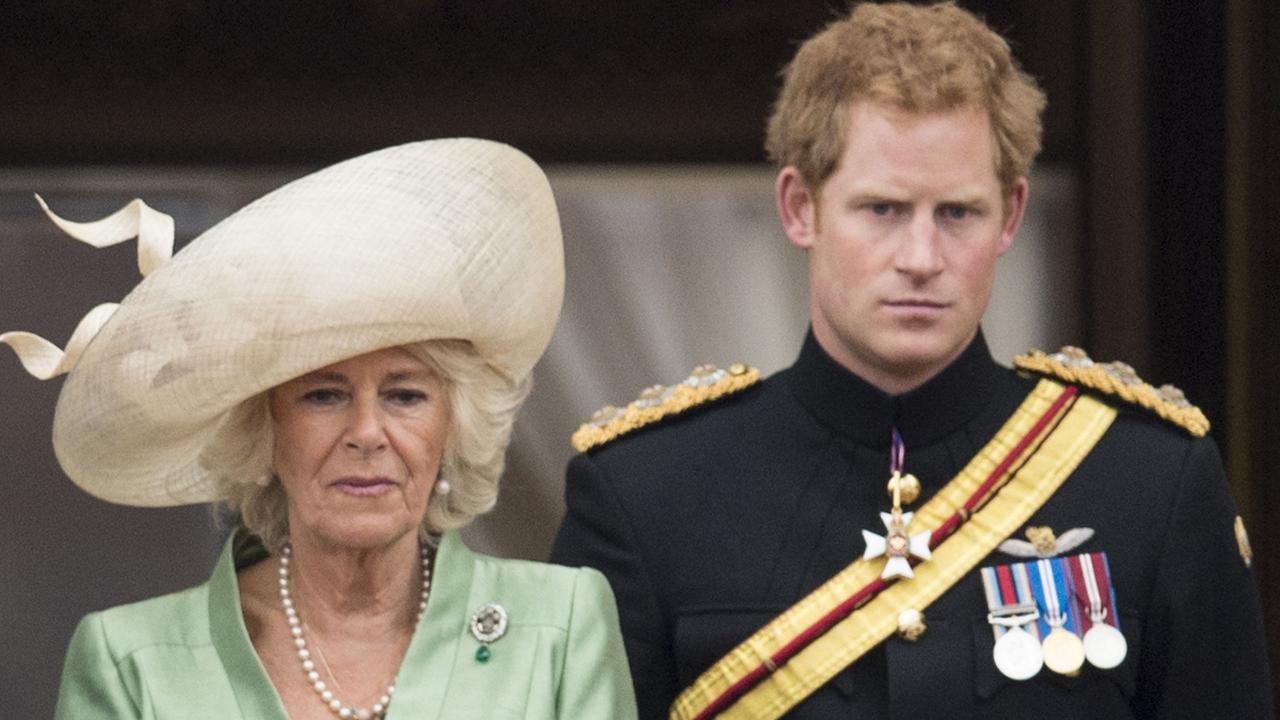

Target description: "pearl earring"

left=254, top=471, right=273, bottom=487
left=434, top=478, right=451, bottom=496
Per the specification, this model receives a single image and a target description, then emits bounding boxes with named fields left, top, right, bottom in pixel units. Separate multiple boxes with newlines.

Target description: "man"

left=552, top=3, right=1272, bottom=718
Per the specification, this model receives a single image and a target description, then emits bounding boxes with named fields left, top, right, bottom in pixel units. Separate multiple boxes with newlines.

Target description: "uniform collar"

left=788, top=328, right=1003, bottom=449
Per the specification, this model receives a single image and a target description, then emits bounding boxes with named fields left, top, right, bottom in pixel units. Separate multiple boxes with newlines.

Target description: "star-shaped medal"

left=862, top=508, right=932, bottom=580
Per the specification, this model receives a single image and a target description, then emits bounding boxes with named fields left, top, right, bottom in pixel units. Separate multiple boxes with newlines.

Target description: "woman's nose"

left=343, top=396, right=388, bottom=453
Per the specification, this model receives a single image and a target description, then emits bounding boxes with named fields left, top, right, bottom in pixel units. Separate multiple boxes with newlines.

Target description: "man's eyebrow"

left=941, top=195, right=994, bottom=207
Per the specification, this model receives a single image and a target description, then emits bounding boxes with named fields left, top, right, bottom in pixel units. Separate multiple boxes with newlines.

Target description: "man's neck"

left=811, top=326, right=975, bottom=396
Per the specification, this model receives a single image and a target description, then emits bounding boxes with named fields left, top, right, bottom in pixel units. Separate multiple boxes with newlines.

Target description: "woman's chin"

left=295, top=514, right=423, bottom=552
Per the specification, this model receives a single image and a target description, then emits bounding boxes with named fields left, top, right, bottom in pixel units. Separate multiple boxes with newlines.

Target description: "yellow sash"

left=671, top=379, right=1116, bottom=720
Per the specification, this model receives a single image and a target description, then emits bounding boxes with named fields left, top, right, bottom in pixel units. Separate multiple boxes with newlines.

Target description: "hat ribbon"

left=1, top=195, right=175, bottom=380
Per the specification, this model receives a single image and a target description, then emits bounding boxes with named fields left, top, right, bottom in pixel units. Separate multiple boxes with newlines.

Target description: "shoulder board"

left=571, top=363, right=762, bottom=452
left=1014, top=346, right=1209, bottom=437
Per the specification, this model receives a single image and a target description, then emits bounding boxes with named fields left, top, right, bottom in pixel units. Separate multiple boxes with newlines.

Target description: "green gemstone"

left=475, top=646, right=491, bottom=663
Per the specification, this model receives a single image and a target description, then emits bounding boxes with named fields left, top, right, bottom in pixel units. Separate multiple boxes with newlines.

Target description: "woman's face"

left=269, top=347, right=451, bottom=550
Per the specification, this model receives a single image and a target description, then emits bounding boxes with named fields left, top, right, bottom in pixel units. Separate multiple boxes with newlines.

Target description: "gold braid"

left=571, top=364, right=762, bottom=452
left=1014, top=348, right=1209, bottom=437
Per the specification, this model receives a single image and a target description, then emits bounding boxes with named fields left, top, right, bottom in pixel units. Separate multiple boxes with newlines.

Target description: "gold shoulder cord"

left=571, top=363, right=761, bottom=452
left=1014, top=347, right=1209, bottom=437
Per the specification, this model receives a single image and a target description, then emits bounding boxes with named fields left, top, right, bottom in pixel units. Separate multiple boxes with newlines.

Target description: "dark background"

left=2, top=0, right=1276, bottom=714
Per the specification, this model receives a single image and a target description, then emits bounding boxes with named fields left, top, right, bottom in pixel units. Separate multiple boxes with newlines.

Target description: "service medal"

left=1034, top=557, right=1085, bottom=675
left=1042, top=627, right=1085, bottom=675
left=1070, top=552, right=1129, bottom=669
left=993, top=625, right=1043, bottom=680
left=1083, top=622, right=1128, bottom=669
left=982, top=564, right=1045, bottom=681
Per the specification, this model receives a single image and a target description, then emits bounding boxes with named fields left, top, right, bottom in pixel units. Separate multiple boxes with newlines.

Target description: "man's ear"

left=997, top=177, right=1030, bottom=256
left=776, top=166, right=818, bottom=249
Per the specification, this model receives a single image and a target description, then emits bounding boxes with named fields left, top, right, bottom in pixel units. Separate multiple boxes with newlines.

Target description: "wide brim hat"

left=3, top=139, right=564, bottom=507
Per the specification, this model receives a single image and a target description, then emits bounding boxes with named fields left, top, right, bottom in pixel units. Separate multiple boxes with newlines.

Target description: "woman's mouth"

left=332, top=477, right=395, bottom=497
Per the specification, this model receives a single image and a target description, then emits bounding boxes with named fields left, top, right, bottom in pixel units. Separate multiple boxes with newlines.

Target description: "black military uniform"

left=551, top=331, right=1272, bottom=719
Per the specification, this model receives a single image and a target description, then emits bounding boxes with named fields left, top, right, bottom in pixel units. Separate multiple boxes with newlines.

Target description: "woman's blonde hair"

left=203, top=339, right=531, bottom=550
left=765, top=1, right=1046, bottom=196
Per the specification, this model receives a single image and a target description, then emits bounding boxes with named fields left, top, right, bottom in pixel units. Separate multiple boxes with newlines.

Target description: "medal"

left=1041, top=627, right=1085, bottom=675
left=862, top=430, right=931, bottom=580
left=981, top=565, right=1044, bottom=681
left=1084, top=622, right=1127, bottom=669
left=1073, top=553, right=1128, bottom=669
left=993, top=624, right=1044, bottom=680
left=1035, top=558, right=1085, bottom=675
left=985, top=551, right=1126, bottom=681
left=861, top=508, right=931, bottom=580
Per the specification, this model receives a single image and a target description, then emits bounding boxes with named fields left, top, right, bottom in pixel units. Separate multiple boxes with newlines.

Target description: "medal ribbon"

left=1031, top=557, right=1077, bottom=636
left=981, top=564, right=1041, bottom=640
left=890, top=429, right=905, bottom=475
left=1069, top=552, right=1120, bottom=633
left=980, top=567, right=1007, bottom=637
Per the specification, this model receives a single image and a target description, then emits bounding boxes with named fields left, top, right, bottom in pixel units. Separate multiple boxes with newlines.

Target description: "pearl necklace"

left=279, top=543, right=431, bottom=720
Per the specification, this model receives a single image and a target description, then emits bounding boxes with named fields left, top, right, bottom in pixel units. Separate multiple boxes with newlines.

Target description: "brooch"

left=469, top=603, right=508, bottom=663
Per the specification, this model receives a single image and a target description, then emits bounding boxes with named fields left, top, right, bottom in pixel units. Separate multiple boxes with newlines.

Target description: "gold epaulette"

left=1013, top=346, right=1210, bottom=437
left=571, top=363, right=762, bottom=453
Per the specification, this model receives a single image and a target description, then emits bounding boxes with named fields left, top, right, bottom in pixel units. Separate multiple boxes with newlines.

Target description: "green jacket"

left=55, top=531, right=637, bottom=719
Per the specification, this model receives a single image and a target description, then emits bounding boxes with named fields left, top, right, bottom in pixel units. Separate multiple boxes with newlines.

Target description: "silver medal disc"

left=993, top=626, right=1043, bottom=680
left=1084, top=623, right=1128, bottom=669
left=1042, top=627, right=1086, bottom=675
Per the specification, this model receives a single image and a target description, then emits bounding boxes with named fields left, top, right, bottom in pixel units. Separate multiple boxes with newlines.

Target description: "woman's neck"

left=285, top=530, right=424, bottom=631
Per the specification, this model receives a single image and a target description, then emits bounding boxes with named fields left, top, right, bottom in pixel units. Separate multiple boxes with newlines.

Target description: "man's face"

left=776, top=101, right=1028, bottom=393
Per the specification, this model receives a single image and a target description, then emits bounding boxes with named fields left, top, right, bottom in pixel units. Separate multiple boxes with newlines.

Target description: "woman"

left=2, top=139, right=637, bottom=719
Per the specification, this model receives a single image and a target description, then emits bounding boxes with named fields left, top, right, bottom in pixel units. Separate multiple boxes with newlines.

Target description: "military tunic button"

left=898, top=608, right=926, bottom=641
left=886, top=472, right=921, bottom=505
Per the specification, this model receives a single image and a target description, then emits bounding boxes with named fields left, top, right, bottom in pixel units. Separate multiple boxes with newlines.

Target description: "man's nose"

left=894, top=212, right=945, bottom=278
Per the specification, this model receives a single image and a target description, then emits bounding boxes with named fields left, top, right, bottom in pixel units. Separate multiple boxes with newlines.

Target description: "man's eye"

left=869, top=203, right=895, bottom=216
left=941, top=205, right=971, bottom=221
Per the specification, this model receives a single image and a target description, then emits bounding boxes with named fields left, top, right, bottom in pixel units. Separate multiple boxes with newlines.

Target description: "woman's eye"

left=386, top=389, right=427, bottom=405
left=869, top=202, right=895, bottom=217
left=302, top=388, right=345, bottom=405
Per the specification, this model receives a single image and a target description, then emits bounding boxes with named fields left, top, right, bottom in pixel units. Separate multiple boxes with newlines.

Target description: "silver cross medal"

left=862, top=471, right=932, bottom=580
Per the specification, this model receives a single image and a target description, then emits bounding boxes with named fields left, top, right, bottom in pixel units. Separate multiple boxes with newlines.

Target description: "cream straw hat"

left=2, top=138, right=564, bottom=507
